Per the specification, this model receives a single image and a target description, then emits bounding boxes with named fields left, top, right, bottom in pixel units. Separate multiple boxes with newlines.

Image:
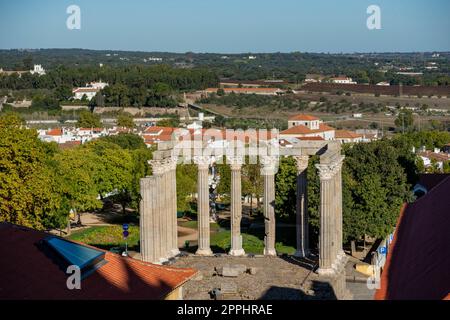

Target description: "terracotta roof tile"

left=0, top=223, right=196, bottom=300
left=288, top=114, right=320, bottom=121
left=335, top=130, right=362, bottom=139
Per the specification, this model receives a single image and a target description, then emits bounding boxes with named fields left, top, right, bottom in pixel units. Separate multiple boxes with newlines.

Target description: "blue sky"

left=0, top=0, right=449, bottom=53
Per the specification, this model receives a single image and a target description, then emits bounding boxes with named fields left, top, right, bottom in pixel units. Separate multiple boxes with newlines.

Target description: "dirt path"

left=177, top=226, right=198, bottom=247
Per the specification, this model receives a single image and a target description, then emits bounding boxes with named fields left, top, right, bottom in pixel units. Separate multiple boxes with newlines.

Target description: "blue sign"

left=378, top=246, right=387, bottom=255
left=123, top=230, right=129, bottom=238
left=122, top=224, right=129, bottom=231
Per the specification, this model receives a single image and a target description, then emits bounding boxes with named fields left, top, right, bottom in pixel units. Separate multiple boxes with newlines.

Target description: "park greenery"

left=0, top=113, right=152, bottom=230
left=1, top=110, right=449, bottom=249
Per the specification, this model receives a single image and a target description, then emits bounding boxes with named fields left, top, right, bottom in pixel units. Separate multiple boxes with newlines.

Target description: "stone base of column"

left=158, top=257, right=169, bottom=264
left=294, top=249, right=310, bottom=258
left=195, top=248, right=213, bottom=256
left=264, top=248, right=277, bottom=256
left=229, top=248, right=246, bottom=256
left=317, top=267, right=336, bottom=276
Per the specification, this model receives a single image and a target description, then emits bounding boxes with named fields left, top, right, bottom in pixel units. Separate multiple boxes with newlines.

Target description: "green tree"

left=395, top=109, right=414, bottom=132
left=77, top=110, right=102, bottom=128
left=275, top=157, right=297, bottom=222
left=0, top=113, right=65, bottom=229
left=117, top=112, right=135, bottom=128
left=176, top=164, right=197, bottom=213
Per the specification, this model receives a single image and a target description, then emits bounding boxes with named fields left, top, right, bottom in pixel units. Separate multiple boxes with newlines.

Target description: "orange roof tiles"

left=205, top=87, right=281, bottom=93
left=297, top=136, right=324, bottom=141
left=335, top=130, right=362, bottom=139
left=288, top=114, right=320, bottom=121
left=0, top=223, right=196, bottom=300
left=46, top=128, right=63, bottom=136
left=281, top=123, right=335, bottom=135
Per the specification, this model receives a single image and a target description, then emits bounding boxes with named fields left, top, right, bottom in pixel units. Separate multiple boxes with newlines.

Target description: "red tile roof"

left=0, top=223, right=196, bottom=300
left=288, top=114, right=319, bottom=121
left=72, top=88, right=100, bottom=93
left=418, top=151, right=450, bottom=162
left=375, top=176, right=450, bottom=300
left=281, top=123, right=335, bottom=135
left=144, top=126, right=176, bottom=135
left=335, top=130, right=362, bottom=139
left=297, top=136, right=324, bottom=141
left=205, top=87, right=281, bottom=93
left=46, top=128, right=63, bottom=136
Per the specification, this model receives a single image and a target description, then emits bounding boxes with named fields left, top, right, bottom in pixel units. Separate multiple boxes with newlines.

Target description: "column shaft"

left=196, top=158, right=213, bottom=255
left=229, top=160, right=245, bottom=256
left=316, top=163, right=337, bottom=275
left=261, top=156, right=277, bottom=256
left=294, top=156, right=309, bottom=258
left=170, top=160, right=180, bottom=256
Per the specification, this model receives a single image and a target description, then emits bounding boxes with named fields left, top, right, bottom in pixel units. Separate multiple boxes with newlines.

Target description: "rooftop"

left=375, top=177, right=450, bottom=300
left=288, top=114, right=320, bottom=121
left=0, top=223, right=196, bottom=300
left=281, top=123, right=335, bottom=135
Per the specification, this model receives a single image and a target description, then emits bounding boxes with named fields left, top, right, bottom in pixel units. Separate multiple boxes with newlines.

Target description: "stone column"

left=261, top=156, right=277, bottom=256
left=316, top=163, right=338, bottom=275
left=294, top=155, right=309, bottom=258
left=229, top=156, right=245, bottom=256
left=169, top=157, right=180, bottom=256
left=194, top=156, right=213, bottom=256
left=335, top=156, right=345, bottom=261
left=150, top=159, right=169, bottom=263
left=140, top=177, right=151, bottom=262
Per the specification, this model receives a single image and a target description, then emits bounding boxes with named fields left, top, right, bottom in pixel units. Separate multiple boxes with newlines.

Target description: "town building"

left=330, top=77, right=357, bottom=84
left=29, top=64, right=46, bottom=76
left=418, top=150, right=450, bottom=172
left=281, top=114, right=335, bottom=140
left=0, top=222, right=196, bottom=300
left=72, top=81, right=109, bottom=100
left=203, top=87, right=284, bottom=96
left=334, top=130, right=363, bottom=144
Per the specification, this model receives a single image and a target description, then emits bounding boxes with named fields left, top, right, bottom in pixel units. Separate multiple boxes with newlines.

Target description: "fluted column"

left=294, top=155, right=310, bottom=258
left=169, top=157, right=180, bottom=256
left=229, top=156, right=245, bottom=256
left=194, top=156, right=213, bottom=256
left=316, top=163, right=338, bottom=275
left=261, top=156, right=277, bottom=256
left=335, top=157, right=345, bottom=261
left=150, top=160, right=169, bottom=263
left=140, top=177, right=157, bottom=263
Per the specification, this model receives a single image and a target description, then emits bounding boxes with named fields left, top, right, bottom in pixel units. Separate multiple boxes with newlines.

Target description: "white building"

left=72, top=81, right=108, bottom=100
left=72, top=87, right=99, bottom=100
left=87, top=81, right=108, bottom=90
left=30, top=64, right=46, bottom=76
left=281, top=114, right=335, bottom=141
left=330, top=77, right=357, bottom=84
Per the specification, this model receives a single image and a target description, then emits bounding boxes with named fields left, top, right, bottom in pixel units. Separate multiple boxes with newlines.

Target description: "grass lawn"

left=68, top=222, right=295, bottom=255
left=179, top=220, right=221, bottom=232
left=68, top=225, right=139, bottom=251
left=210, top=230, right=296, bottom=255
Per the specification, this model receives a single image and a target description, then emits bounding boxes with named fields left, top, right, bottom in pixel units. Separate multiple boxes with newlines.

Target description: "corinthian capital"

left=227, top=155, right=244, bottom=170
left=260, top=155, right=279, bottom=175
left=193, top=155, right=213, bottom=170
left=315, top=163, right=338, bottom=180
left=293, top=155, right=309, bottom=172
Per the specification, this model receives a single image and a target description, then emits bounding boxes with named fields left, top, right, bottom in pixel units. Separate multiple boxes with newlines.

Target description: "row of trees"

left=0, top=113, right=153, bottom=230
